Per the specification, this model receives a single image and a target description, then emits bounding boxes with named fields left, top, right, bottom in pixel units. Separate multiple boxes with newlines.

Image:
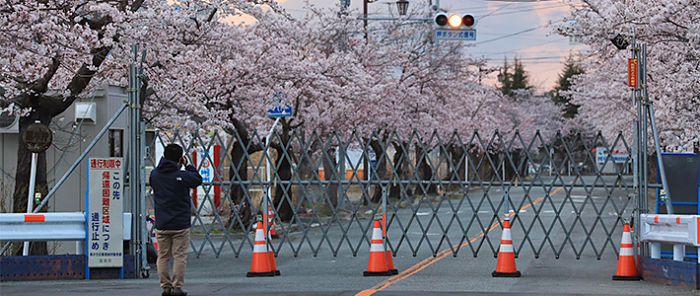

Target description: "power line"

left=475, top=24, right=544, bottom=45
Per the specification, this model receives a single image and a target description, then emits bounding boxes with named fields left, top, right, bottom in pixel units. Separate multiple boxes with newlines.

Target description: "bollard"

left=650, top=242, right=661, bottom=259
left=673, top=244, right=684, bottom=262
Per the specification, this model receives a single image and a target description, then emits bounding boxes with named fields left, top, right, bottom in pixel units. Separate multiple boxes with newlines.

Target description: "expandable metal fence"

left=144, top=128, right=647, bottom=261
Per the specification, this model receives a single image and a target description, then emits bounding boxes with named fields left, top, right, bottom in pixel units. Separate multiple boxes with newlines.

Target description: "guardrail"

left=0, top=212, right=132, bottom=255
left=639, top=214, right=699, bottom=262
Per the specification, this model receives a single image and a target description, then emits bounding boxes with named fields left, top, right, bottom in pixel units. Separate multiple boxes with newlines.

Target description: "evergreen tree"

left=511, top=58, right=531, bottom=90
left=499, top=57, right=531, bottom=96
left=499, top=59, right=512, bottom=96
left=551, top=57, right=585, bottom=118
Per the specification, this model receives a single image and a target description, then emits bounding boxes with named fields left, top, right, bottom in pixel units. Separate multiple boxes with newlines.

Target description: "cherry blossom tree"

left=555, top=0, right=699, bottom=151
left=0, top=0, right=279, bottom=255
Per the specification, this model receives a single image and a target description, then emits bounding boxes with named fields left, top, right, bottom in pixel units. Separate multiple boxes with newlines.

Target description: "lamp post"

left=363, top=0, right=377, bottom=40
left=363, top=0, right=411, bottom=39
left=396, top=0, right=409, bottom=16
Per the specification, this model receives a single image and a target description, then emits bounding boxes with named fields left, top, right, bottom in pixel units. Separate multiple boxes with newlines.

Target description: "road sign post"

left=264, top=92, right=292, bottom=248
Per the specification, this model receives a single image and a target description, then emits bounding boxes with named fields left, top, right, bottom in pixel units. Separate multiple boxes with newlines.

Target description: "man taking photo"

left=150, top=144, right=202, bottom=296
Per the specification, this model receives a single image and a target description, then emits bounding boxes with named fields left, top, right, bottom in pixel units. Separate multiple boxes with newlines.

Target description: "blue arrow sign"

left=266, top=92, right=293, bottom=118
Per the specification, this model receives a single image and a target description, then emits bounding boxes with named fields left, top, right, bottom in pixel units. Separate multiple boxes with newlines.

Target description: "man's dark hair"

left=164, top=144, right=183, bottom=162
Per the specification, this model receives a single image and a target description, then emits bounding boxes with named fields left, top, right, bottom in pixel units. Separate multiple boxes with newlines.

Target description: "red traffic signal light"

left=462, top=14, right=475, bottom=27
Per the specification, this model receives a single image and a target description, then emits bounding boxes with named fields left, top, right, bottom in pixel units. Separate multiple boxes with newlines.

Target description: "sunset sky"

left=276, top=0, right=584, bottom=92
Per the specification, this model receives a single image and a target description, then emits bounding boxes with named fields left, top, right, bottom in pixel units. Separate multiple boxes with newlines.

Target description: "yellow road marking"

left=356, top=185, right=565, bottom=295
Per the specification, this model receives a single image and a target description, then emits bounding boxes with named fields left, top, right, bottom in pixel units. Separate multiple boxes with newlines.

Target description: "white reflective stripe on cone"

left=255, top=229, right=265, bottom=241
left=499, top=244, right=514, bottom=253
left=503, top=228, right=511, bottom=239
left=619, top=247, right=634, bottom=256
left=372, top=228, right=382, bottom=238
left=621, top=232, right=632, bottom=244
left=370, top=243, right=385, bottom=252
left=253, top=244, right=268, bottom=253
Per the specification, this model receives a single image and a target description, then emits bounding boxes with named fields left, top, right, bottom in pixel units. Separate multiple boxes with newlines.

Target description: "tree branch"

left=29, top=57, right=60, bottom=94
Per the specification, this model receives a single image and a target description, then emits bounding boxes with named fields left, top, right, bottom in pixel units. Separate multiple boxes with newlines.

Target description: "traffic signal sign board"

left=433, top=13, right=476, bottom=41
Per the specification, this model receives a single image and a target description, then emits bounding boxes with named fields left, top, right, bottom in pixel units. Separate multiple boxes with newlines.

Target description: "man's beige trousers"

left=155, top=228, right=190, bottom=289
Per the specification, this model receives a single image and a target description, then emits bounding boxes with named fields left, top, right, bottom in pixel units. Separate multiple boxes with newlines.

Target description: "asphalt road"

left=1, top=176, right=696, bottom=295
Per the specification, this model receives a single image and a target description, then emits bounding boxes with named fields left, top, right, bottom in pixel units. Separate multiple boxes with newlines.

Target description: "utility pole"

left=363, top=0, right=370, bottom=40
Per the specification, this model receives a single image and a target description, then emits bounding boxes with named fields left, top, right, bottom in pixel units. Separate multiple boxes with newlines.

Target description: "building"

left=0, top=85, right=130, bottom=254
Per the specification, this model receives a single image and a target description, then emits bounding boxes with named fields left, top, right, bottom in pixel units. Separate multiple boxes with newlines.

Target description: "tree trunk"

left=415, top=144, right=437, bottom=195
left=369, top=138, right=389, bottom=203
left=389, top=142, right=411, bottom=199
left=272, top=125, right=293, bottom=222
left=228, top=139, right=252, bottom=230
left=11, top=110, right=51, bottom=256
left=448, top=144, right=466, bottom=191
left=322, top=147, right=338, bottom=207
left=226, top=119, right=262, bottom=230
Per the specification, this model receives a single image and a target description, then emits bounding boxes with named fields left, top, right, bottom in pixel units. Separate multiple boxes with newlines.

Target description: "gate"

left=143, top=128, right=643, bottom=260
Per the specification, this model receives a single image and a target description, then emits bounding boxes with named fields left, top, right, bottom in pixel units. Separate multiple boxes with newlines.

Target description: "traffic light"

left=434, top=13, right=476, bottom=29
left=433, top=13, right=477, bottom=41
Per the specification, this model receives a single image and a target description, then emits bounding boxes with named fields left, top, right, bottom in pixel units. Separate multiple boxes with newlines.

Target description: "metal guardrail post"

left=650, top=242, right=660, bottom=259
left=673, top=245, right=685, bottom=262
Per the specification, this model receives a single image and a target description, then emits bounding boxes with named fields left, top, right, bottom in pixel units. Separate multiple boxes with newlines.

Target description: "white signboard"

left=596, top=147, right=608, bottom=164
left=87, top=157, right=124, bottom=268
left=596, top=147, right=631, bottom=164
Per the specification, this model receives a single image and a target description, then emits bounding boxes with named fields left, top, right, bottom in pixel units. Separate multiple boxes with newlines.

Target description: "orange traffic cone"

left=268, top=206, right=279, bottom=239
left=364, top=219, right=393, bottom=276
left=612, top=223, right=640, bottom=280
left=268, top=231, right=281, bottom=276
left=247, top=220, right=275, bottom=277
left=148, top=216, right=158, bottom=250
left=492, top=217, right=521, bottom=277
left=151, top=232, right=159, bottom=251
left=381, top=219, right=398, bottom=275
left=386, top=249, right=398, bottom=275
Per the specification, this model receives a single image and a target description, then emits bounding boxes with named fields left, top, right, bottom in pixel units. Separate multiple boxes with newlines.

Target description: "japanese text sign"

left=628, top=58, right=638, bottom=87
left=87, top=157, right=123, bottom=268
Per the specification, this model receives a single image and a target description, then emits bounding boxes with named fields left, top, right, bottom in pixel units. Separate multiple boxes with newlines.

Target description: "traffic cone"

left=381, top=220, right=398, bottom=275
left=492, top=217, right=521, bottom=277
left=386, top=249, right=398, bottom=275
left=268, top=231, right=281, bottom=276
left=268, top=206, right=279, bottom=239
left=612, top=223, right=640, bottom=280
left=148, top=216, right=158, bottom=250
left=364, top=219, right=393, bottom=276
left=246, top=220, right=275, bottom=277
left=631, top=226, right=640, bottom=267
left=151, top=232, right=159, bottom=251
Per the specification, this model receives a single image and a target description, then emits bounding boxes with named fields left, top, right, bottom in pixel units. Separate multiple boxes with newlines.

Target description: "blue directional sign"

left=434, top=29, right=476, bottom=41
left=266, top=92, right=293, bottom=118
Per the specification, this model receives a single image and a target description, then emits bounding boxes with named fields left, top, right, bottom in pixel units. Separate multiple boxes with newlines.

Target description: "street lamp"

left=363, top=0, right=410, bottom=39
left=396, top=0, right=409, bottom=16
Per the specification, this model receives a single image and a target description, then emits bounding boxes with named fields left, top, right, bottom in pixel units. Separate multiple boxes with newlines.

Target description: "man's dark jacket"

left=150, top=157, right=202, bottom=230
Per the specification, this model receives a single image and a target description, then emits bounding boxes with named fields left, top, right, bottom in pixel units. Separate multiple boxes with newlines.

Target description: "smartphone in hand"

left=178, top=155, right=188, bottom=168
